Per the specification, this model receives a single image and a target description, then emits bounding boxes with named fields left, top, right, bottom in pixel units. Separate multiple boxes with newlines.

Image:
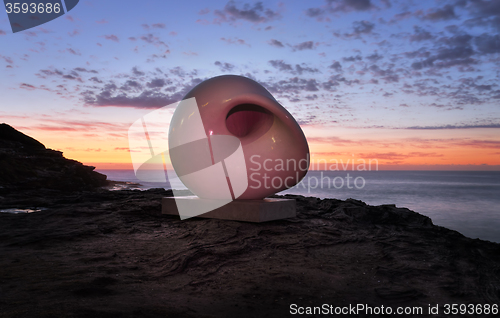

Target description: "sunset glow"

left=1, top=0, right=499, bottom=171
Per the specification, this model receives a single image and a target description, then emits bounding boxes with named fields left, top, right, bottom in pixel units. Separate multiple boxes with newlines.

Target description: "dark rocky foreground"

left=1, top=188, right=499, bottom=318
left=0, top=123, right=108, bottom=192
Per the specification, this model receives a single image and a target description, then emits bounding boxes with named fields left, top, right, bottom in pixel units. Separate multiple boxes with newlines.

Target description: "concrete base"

left=162, top=197, right=296, bottom=222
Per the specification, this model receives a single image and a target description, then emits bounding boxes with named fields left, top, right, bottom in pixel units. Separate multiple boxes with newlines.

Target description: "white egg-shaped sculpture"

left=168, top=75, right=309, bottom=200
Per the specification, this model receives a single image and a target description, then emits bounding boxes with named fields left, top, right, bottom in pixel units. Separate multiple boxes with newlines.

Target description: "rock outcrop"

left=0, top=123, right=108, bottom=192
left=0, top=189, right=499, bottom=317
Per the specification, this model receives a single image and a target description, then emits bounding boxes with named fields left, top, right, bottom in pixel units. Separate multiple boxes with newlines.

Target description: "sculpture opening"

left=225, top=104, right=273, bottom=138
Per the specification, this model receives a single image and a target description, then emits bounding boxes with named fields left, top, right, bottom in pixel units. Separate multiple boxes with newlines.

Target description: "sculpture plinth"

left=162, top=197, right=296, bottom=222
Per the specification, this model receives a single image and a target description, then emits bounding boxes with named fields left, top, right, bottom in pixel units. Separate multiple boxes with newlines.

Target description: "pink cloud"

left=198, top=8, right=210, bottom=15
left=20, top=83, right=36, bottom=90
left=196, top=19, right=210, bottom=25
left=103, top=34, right=119, bottom=42
left=152, top=23, right=166, bottom=29
left=220, top=37, right=250, bottom=46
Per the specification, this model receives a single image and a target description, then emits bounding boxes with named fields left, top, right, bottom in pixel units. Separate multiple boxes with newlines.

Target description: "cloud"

left=268, top=60, right=320, bottom=75
left=295, top=64, right=320, bottom=75
left=146, top=78, right=167, bottom=88
left=305, top=8, right=323, bottom=17
left=405, top=124, right=500, bottom=130
left=454, top=140, right=500, bottom=149
left=268, top=39, right=284, bottom=47
left=389, top=11, right=412, bottom=23
left=1, top=55, right=14, bottom=64
left=120, top=80, right=143, bottom=92
left=198, top=8, right=210, bottom=15
left=339, top=20, right=375, bottom=38
left=418, top=4, right=457, bottom=21
left=292, top=41, right=315, bottom=51
left=142, top=23, right=167, bottom=30
left=140, top=34, right=168, bottom=48
left=366, top=52, right=383, bottom=62
left=82, top=85, right=194, bottom=109
left=152, top=23, right=166, bottom=29
left=367, top=65, right=399, bottom=82
left=410, top=35, right=476, bottom=70
left=264, top=77, right=320, bottom=95
left=463, top=0, right=500, bottom=30
left=431, top=57, right=477, bottom=69
left=66, top=48, right=81, bottom=55
left=267, top=39, right=316, bottom=51
left=220, top=37, right=249, bottom=46
left=37, top=69, right=63, bottom=77
left=358, top=152, right=444, bottom=160
left=20, top=83, right=36, bottom=90
left=352, top=20, right=375, bottom=35
left=307, top=136, right=359, bottom=146
left=74, top=67, right=98, bottom=74
left=214, top=61, right=235, bottom=72
left=62, top=75, right=76, bottom=81
left=103, top=34, right=119, bottom=42
left=132, top=67, right=145, bottom=76
left=306, top=0, right=375, bottom=18
left=329, top=61, right=342, bottom=72
left=213, top=1, right=281, bottom=24
left=28, top=119, right=128, bottom=134
left=68, top=29, right=80, bottom=37
left=475, top=33, right=500, bottom=54
left=333, top=0, right=374, bottom=12
left=196, top=19, right=210, bottom=25
left=343, top=55, right=362, bottom=62
left=80, top=66, right=205, bottom=108
left=269, top=60, right=293, bottom=72
left=409, top=26, right=434, bottom=42
left=35, top=68, right=87, bottom=84
left=31, top=126, right=80, bottom=132
left=440, top=33, right=473, bottom=47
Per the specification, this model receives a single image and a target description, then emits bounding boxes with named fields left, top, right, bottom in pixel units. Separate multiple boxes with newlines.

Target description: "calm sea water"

left=98, top=169, right=500, bottom=243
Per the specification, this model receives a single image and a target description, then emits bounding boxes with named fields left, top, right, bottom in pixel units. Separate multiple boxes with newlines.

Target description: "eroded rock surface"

left=1, top=189, right=499, bottom=317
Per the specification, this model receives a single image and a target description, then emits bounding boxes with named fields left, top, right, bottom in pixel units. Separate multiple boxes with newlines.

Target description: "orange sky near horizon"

left=14, top=122, right=499, bottom=171
left=2, top=0, right=500, bottom=173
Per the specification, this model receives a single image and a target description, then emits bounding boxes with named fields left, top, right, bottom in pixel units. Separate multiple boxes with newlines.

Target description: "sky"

left=0, top=0, right=499, bottom=170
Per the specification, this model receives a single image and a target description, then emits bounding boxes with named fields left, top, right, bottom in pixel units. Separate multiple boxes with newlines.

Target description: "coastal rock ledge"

left=0, top=124, right=499, bottom=317
left=0, top=123, right=107, bottom=193
left=1, top=189, right=499, bottom=318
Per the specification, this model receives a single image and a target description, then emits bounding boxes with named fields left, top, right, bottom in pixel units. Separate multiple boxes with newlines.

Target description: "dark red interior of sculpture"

left=226, top=104, right=273, bottom=138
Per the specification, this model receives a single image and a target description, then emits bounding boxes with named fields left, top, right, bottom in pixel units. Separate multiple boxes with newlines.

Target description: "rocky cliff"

left=0, top=123, right=108, bottom=192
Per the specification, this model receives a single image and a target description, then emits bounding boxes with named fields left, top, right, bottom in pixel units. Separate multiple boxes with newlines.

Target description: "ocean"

left=98, top=169, right=500, bottom=243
